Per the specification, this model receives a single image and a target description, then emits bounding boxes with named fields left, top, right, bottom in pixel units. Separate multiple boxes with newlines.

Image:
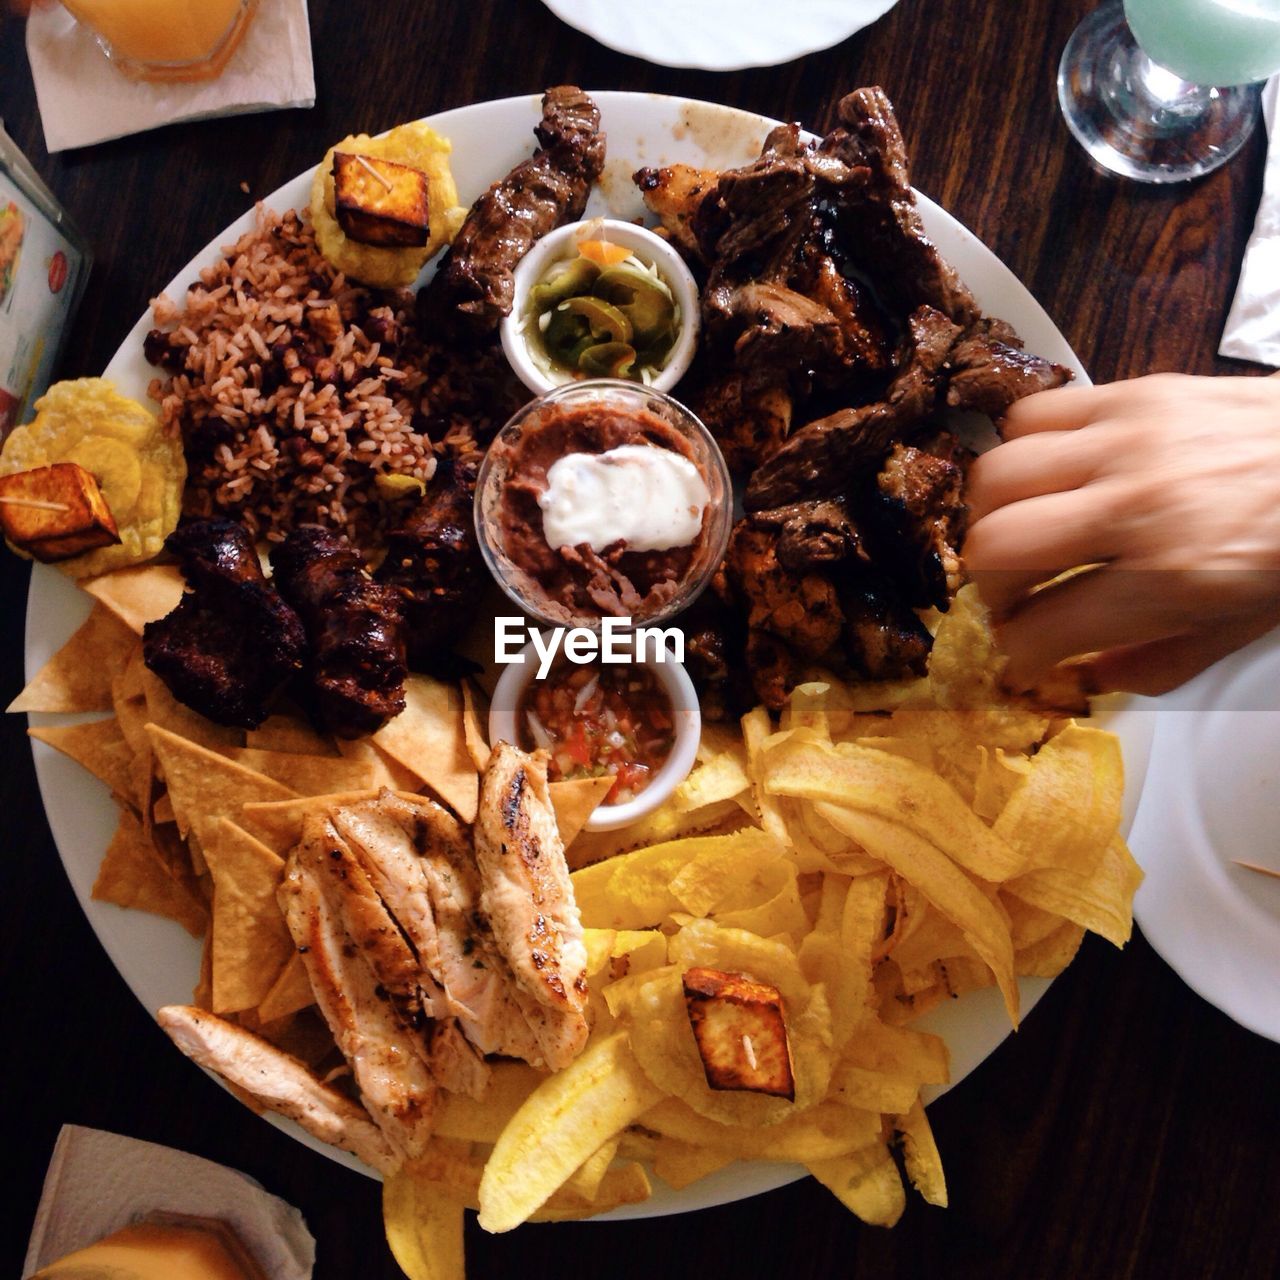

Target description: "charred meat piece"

left=143, top=518, right=305, bottom=729
left=675, top=581, right=753, bottom=725
left=726, top=517, right=845, bottom=661
left=271, top=527, right=408, bottom=738
left=423, top=86, right=605, bottom=337
left=839, top=574, right=934, bottom=680
left=745, top=305, right=961, bottom=510
left=752, top=498, right=860, bottom=572
left=946, top=318, right=1073, bottom=417
left=792, top=245, right=892, bottom=377
left=745, top=627, right=805, bottom=713
left=820, top=88, right=979, bottom=325
left=633, top=162, right=722, bottom=261
left=716, top=281, right=843, bottom=372
left=376, top=455, right=482, bottom=673
left=862, top=434, right=969, bottom=611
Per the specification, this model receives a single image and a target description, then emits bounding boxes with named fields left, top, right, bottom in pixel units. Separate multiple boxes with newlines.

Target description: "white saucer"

left=1129, top=629, right=1280, bottom=1043
left=538, top=0, right=901, bottom=71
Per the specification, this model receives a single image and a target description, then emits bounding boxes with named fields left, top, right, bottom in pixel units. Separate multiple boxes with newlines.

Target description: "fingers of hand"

left=963, top=487, right=1117, bottom=617
left=966, top=429, right=1103, bottom=523
left=995, top=565, right=1198, bottom=691
left=1083, top=611, right=1280, bottom=697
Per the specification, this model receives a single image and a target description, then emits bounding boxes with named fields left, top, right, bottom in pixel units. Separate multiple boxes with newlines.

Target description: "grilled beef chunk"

left=143, top=519, right=306, bottom=729
left=945, top=318, right=1072, bottom=417
left=745, top=305, right=961, bottom=510
left=745, top=628, right=805, bottom=713
left=862, top=434, right=969, bottom=612
left=819, top=88, right=979, bottom=325
left=376, top=456, right=482, bottom=674
left=272, top=527, right=408, bottom=738
left=423, top=86, right=605, bottom=338
left=688, top=366, right=794, bottom=475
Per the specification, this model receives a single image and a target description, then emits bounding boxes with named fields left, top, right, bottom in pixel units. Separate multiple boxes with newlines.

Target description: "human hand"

left=963, top=373, right=1280, bottom=696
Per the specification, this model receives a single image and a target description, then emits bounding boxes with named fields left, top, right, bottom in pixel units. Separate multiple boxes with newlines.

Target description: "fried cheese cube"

left=0, top=461, right=121, bottom=562
left=682, top=966, right=795, bottom=1100
left=332, top=151, right=431, bottom=248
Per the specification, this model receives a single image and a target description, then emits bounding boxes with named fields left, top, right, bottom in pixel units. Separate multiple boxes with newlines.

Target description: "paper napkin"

left=22, top=1125, right=315, bottom=1278
left=25, top=0, right=315, bottom=154
left=1220, top=76, right=1280, bottom=365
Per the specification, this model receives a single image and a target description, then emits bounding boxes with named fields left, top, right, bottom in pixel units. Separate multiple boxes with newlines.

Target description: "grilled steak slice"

left=143, top=518, right=305, bottom=729
left=752, top=498, right=860, bottom=571
left=376, top=455, right=482, bottom=674
left=820, top=87, right=979, bottom=325
left=862, top=434, right=969, bottom=612
left=745, top=305, right=961, bottom=510
left=271, top=527, right=408, bottom=738
left=946, top=318, right=1073, bottom=417
left=423, top=86, right=605, bottom=337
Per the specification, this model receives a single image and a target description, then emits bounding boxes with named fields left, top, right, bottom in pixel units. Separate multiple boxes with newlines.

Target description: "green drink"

left=1125, top=0, right=1280, bottom=86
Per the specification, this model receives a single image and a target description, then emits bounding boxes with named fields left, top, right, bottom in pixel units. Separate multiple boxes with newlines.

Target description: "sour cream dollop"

left=538, top=444, right=710, bottom=553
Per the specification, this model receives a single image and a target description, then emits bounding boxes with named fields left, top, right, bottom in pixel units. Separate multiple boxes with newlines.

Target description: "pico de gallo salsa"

left=518, top=659, right=675, bottom=804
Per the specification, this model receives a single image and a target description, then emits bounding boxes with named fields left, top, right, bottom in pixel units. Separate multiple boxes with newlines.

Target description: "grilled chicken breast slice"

left=280, top=827, right=438, bottom=1160
left=157, top=1004, right=399, bottom=1175
left=474, top=743, right=589, bottom=1068
left=332, top=791, right=546, bottom=1065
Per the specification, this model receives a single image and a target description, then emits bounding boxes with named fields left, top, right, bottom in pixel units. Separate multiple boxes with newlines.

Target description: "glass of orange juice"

left=59, top=0, right=259, bottom=82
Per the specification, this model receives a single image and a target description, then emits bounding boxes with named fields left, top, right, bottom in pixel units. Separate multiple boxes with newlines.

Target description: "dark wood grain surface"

left=2, top=3, right=1278, bottom=1278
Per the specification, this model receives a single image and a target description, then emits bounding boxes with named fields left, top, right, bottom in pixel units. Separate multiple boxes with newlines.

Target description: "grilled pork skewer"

left=157, top=1004, right=399, bottom=1175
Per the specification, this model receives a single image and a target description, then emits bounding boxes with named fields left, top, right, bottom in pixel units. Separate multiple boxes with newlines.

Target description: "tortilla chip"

left=224, top=746, right=377, bottom=796
left=29, top=716, right=135, bottom=800
left=201, top=817, right=292, bottom=1014
left=193, top=930, right=214, bottom=1008
left=83, top=563, right=185, bottom=634
left=461, top=679, right=491, bottom=772
left=373, top=675, right=478, bottom=822
left=549, top=776, right=614, bottom=847
left=9, top=604, right=137, bottom=713
left=153, top=790, right=175, bottom=825
left=145, top=723, right=297, bottom=842
left=334, top=736, right=424, bottom=791
left=92, top=808, right=208, bottom=936
left=256, top=951, right=316, bottom=1022
left=239, top=789, right=385, bottom=854
left=245, top=714, right=337, bottom=756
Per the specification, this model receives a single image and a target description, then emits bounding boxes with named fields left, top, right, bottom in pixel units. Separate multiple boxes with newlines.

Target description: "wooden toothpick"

left=354, top=154, right=393, bottom=193
left=1232, top=859, right=1280, bottom=882
left=0, top=495, right=71, bottom=512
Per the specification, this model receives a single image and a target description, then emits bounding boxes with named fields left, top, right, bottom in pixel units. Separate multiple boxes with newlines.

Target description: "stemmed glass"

left=1058, top=0, right=1280, bottom=183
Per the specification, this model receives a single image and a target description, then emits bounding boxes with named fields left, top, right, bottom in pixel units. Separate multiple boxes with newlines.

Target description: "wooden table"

left=2, top=2, right=1277, bottom=1277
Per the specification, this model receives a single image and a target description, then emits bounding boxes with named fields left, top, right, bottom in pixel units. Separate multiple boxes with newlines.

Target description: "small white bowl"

left=500, top=217, right=700, bottom=396
left=488, top=634, right=701, bottom=833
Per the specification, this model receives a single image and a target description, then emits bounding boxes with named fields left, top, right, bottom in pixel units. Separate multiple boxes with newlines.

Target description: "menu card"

left=0, top=124, right=90, bottom=439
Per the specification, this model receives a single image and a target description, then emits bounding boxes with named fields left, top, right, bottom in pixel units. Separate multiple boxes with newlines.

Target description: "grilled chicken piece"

left=745, top=305, right=961, bottom=510
left=143, top=518, right=305, bottom=729
left=863, top=435, right=968, bottom=611
left=633, top=162, right=722, bottom=260
left=424, top=86, right=605, bottom=337
left=689, top=368, right=794, bottom=474
left=330, top=792, right=546, bottom=1066
left=474, top=743, right=589, bottom=1070
left=157, top=1005, right=399, bottom=1175
left=945, top=317, right=1073, bottom=417
left=726, top=518, right=845, bottom=661
left=271, top=526, right=408, bottom=738
left=820, top=87, right=980, bottom=325
left=280, top=822, right=438, bottom=1160
left=376, top=455, right=484, bottom=674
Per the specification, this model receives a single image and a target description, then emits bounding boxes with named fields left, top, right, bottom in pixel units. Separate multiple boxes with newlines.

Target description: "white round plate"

left=26, top=91, right=1153, bottom=1217
left=539, top=0, right=900, bottom=71
left=1129, top=630, right=1280, bottom=1043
